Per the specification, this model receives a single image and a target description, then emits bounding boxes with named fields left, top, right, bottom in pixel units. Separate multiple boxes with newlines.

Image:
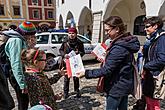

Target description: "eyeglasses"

left=145, top=25, right=152, bottom=29
left=38, top=59, right=47, bottom=61
left=104, top=27, right=115, bottom=33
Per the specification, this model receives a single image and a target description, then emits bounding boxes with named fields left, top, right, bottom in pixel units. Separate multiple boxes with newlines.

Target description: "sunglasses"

left=145, top=24, right=153, bottom=28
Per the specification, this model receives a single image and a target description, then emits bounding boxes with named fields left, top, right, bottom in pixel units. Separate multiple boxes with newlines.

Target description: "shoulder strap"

left=148, top=31, right=165, bottom=61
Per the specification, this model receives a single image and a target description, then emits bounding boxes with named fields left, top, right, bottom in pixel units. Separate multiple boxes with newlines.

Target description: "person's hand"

left=65, top=54, right=70, bottom=59
left=141, top=70, right=146, bottom=79
left=58, top=67, right=67, bottom=76
left=22, top=88, right=28, bottom=94
left=97, top=57, right=104, bottom=63
left=75, top=49, right=79, bottom=54
left=55, top=92, right=63, bottom=100
left=76, top=72, right=85, bottom=78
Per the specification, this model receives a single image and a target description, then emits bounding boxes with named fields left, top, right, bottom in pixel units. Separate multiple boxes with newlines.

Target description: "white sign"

left=92, top=43, right=107, bottom=61
left=66, top=54, right=85, bottom=78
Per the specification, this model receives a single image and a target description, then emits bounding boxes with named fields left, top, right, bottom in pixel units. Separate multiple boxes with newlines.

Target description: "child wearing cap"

left=21, top=48, right=64, bottom=110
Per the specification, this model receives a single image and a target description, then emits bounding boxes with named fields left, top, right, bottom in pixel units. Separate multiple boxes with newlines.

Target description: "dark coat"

left=0, top=66, right=15, bottom=110
left=85, top=32, right=140, bottom=98
left=143, top=30, right=165, bottom=98
left=59, top=37, right=85, bottom=57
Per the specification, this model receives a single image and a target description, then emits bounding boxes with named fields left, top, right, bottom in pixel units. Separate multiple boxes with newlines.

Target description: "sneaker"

left=76, top=91, right=81, bottom=98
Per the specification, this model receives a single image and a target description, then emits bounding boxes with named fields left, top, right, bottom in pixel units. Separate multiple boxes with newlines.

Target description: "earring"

left=116, top=31, right=119, bottom=33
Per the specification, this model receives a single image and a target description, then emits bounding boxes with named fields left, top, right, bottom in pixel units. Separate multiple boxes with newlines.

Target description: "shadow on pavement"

left=80, top=86, right=97, bottom=94
left=57, top=96, right=101, bottom=110
left=57, top=86, right=101, bottom=110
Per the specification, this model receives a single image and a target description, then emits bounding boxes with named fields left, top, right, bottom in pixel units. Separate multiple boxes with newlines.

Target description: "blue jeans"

left=106, top=95, right=128, bottom=110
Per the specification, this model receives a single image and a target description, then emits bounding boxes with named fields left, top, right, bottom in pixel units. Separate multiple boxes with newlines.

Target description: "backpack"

left=0, top=30, right=23, bottom=77
left=0, top=34, right=11, bottom=77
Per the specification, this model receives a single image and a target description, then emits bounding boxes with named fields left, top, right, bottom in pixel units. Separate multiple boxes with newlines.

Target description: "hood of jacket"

left=2, top=29, right=25, bottom=41
left=113, top=32, right=140, bottom=53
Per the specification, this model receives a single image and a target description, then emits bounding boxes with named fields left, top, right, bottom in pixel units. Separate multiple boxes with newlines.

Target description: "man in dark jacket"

left=142, top=16, right=165, bottom=110
left=59, top=27, right=85, bottom=99
left=0, top=65, right=15, bottom=110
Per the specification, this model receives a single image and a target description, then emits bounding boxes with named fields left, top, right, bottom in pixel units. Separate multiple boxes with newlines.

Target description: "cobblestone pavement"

left=10, top=61, right=165, bottom=110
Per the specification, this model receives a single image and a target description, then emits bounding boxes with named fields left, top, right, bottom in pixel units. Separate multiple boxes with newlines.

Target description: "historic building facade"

left=27, top=0, right=56, bottom=31
left=0, top=0, right=56, bottom=31
left=56, top=0, right=165, bottom=43
left=0, top=0, right=26, bottom=30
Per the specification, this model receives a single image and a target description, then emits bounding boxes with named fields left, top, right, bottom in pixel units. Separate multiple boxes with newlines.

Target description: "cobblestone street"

left=10, top=60, right=165, bottom=110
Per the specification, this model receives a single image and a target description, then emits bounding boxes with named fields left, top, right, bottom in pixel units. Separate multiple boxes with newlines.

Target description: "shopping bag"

left=153, top=68, right=165, bottom=100
left=132, top=59, right=142, bottom=100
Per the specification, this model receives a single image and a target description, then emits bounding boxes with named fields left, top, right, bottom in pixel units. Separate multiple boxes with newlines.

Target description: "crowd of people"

left=0, top=15, right=164, bottom=110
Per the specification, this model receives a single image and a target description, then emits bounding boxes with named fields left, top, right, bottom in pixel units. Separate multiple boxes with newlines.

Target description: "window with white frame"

left=48, top=0, right=52, bottom=4
left=32, top=0, right=38, bottom=4
left=33, top=10, right=40, bottom=19
left=0, top=5, right=4, bottom=15
left=62, top=0, right=64, bottom=4
left=133, top=15, right=146, bottom=36
left=48, top=11, right=53, bottom=18
left=13, top=6, right=20, bottom=16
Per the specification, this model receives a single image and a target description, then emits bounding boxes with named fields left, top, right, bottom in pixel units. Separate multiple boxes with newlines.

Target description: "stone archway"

left=103, top=0, right=146, bottom=34
left=39, top=22, right=51, bottom=32
left=158, top=1, right=165, bottom=30
left=65, top=11, right=75, bottom=28
left=59, top=14, right=64, bottom=29
left=158, top=1, right=165, bottom=20
left=78, top=6, right=93, bottom=35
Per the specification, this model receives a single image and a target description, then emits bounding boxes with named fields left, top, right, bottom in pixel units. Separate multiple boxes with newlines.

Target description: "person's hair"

left=144, top=16, right=163, bottom=29
left=21, top=48, right=45, bottom=66
left=104, top=16, right=126, bottom=34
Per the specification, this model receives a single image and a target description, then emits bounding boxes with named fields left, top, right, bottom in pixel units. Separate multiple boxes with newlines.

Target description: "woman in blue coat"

left=77, top=16, right=140, bottom=110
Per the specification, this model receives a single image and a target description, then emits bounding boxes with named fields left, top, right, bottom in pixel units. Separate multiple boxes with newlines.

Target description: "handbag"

left=132, top=56, right=142, bottom=100
left=96, top=76, right=104, bottom=92
left=153, top=68, right=165, bottom=100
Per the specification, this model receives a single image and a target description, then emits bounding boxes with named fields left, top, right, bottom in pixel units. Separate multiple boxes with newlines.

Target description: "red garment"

left=145, top=96, right=160, bottom=110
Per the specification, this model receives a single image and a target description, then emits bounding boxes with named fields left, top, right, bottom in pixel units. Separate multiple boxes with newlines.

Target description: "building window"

left=33, top=10, right=40, bottom=19
left=48, top=11, right=53, bottom=18
left=133, top=15, right=146, bottom=36
left=13, top=6, right=20, bottom=16
left=48, top=0, right=52, bottom=4
left=62, top=0, right=64, bottom=4
left=0, top=5, right=4, bottom=15
left=32, top=0, right=38, bottom=4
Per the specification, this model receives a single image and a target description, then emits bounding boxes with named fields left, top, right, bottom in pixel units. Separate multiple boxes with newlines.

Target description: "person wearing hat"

left=59, top=27, right=85, bottom=99
left=2, top=21, right=37, bottom=110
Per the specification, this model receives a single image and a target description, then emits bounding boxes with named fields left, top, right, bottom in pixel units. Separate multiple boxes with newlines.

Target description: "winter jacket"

left=143, top=30, right=165, bottom=98
left=0, top=66, right=15, bottom=110
left=3, top=30, right=27, bottom=89
left=59, top=37, right=85, bottom=57
left=85, top=32, right=140, bottom=98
